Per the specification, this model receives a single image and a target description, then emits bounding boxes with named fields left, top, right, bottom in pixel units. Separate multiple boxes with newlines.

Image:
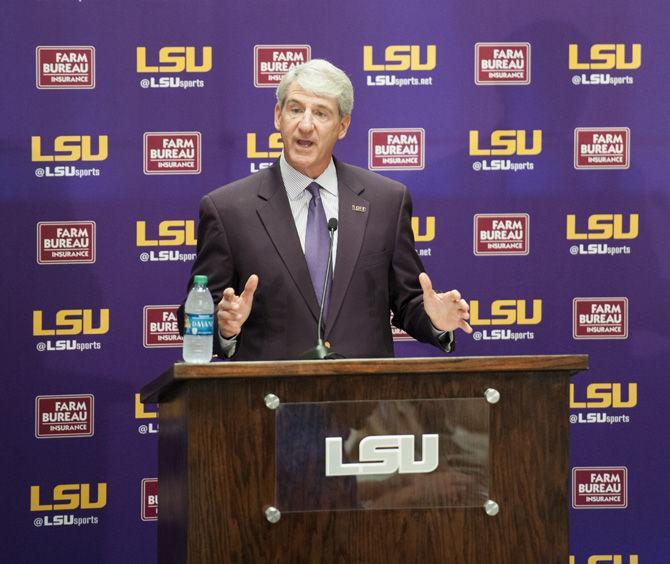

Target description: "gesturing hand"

left=419, top=272, right=473, bottom=334
left=217, top=274, right=259, bottom=338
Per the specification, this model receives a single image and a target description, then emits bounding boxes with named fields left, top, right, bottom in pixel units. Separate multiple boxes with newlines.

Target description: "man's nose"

left=298, top=111, right=315, bottom=130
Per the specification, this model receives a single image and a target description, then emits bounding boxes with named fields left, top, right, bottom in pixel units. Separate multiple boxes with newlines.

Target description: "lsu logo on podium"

left=364, top=45, right=436, bottom=87
left=254, top=45, right=311, bottom=87
left=247, top=132, right=283, bottom=172
left=36, top=46, right=95, bottom=89
left=32, top=135, right=108, bottom=162
left=136, top=46, right=212, bottom=73
left=569, top=44, right=640, bottom=86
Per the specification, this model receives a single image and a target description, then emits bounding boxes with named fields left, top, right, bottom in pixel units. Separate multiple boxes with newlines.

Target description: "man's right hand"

left=217, top=274, right=258, bottom=338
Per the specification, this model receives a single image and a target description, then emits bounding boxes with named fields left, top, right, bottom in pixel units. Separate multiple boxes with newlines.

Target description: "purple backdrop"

left=2, top=1, right=667, bottom=562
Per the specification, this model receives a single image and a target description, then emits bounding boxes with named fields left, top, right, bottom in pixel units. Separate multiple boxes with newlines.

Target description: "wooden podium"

left=141, top=355, right=587, bottom=563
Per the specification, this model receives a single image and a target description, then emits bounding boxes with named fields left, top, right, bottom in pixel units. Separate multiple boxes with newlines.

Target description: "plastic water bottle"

left=183, top=274, right=214, bottom=363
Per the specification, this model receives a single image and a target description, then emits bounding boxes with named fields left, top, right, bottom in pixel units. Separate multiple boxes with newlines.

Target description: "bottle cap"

left=193, top=274, right=208, bottom=286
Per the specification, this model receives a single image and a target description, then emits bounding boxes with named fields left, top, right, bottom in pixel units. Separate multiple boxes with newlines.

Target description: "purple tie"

left=305, top=182, right=331, bottom=317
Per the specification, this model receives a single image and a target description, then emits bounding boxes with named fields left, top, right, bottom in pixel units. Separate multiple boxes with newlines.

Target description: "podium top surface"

left=141, top=354, right=587, bottom=403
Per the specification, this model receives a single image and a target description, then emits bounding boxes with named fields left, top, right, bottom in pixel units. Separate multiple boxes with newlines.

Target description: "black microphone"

left=301, top=218, right=338, bottom=360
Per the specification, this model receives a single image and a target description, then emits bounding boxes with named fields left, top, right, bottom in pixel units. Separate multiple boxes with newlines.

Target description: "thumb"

left=241, top=274, right=259, bottom=301
left=419, top=272, right=433, bottom=294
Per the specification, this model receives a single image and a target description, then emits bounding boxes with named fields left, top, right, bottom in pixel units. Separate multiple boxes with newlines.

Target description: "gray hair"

left=276, top=59, right=354, bottom=117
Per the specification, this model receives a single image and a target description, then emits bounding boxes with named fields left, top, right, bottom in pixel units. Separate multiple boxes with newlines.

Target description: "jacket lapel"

left=325, top=160, right=369, bottom=335
left=256, top=163, right=320, bottom=321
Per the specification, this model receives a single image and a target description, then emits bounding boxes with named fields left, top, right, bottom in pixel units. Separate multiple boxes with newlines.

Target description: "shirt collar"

left=279, top=153, right=338, bottom=201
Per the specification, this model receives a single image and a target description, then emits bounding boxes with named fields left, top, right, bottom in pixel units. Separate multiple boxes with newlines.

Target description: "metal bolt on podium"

left=264, top=506, right=281, bottom=523
left=264, top=393, right=280, bottom=410
left=484, top=500, right=500, bottom=516
left=484, top=388, right=500, bottom=404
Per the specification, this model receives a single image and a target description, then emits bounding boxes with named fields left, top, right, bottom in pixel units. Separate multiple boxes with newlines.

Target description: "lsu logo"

left=412, top=216, right=435, bottom=243
left=135, top=393, right=158, bottom=419
left=136, top=220, right=197, bottom=247
left=33, top=309, right=110, bottom=336
left=567, top=214, right=638, bottom=240
left=569, top=44, right=641, bottom=70
left=470, top=299, right=542, bottom=326
left=246, top=132, right=283, bottom=159
left=31, top=136, right=108, bottom=162
left=570, top=383, right=637, bottom=409
left=570, top=557, right=638, bottom=564
left=469, top=130, right=542, bottom=156
left=363, top=45, right=436, bottom=71
left=136, top=46, right=212, bottom=73
left=36, top=46, right=95, bottom=89
left=31, top=483, right=107, bottom=511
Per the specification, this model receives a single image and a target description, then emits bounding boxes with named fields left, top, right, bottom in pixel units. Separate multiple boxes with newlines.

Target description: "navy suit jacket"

left=180, top=158, right=450, bottom=360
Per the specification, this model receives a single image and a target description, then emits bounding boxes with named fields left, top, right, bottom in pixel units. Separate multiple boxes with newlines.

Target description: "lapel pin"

left=351, top=204, right=367, bottom=213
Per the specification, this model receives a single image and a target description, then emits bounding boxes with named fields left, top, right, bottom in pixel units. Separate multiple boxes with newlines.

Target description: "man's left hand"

left=419, top=272, right=473, bottom=334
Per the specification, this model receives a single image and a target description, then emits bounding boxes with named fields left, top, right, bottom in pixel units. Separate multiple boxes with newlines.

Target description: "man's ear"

left=338, top=114, right=351, bottom=140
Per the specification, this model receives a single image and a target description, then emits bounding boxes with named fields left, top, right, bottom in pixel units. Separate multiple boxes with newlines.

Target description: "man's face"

left=274, top=82, right=351, bottom=179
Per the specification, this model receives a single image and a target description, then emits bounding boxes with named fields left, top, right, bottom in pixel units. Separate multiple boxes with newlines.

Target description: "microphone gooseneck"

left=301, top=218, right=338, bottom=360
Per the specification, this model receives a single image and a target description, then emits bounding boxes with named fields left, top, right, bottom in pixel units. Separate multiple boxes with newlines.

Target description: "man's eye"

left=289, top=108, right=302, bottom=115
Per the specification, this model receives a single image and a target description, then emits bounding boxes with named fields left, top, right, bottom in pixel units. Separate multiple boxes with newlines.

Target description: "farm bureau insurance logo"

left=137, top=46, right=211, bottom=89
left=37, top=221, right=96, bottom=264
left=572, top=467, right=627, bottom=509
left=368, top=128, right=424, bottom=170
left=567, top=213, right=638, bottom=256
left=364, top=44, right=436, bottom=87
left=144, top=132, right=201, bottom=174
left=33, top=308, right=109, bottom=352
left=36, top=46, right=95, bottom=89
left=570, top=382, right=637, bottom=425
left=574, top=127, right=630, bottom=169
left=32, top=135, right=107, bottom=179
left=254, top=45, right=311, bottom=87
left=35, top=394, right=94, bottom=438
left=474, top=43, right=530, bottom=85
left=141, top=478, right=158, bottom=521
left=569, top=43, right=641, bottom=86
left=474, top=214, right=529, bottom=255
left=136, top=219, right=197, bottom=263
left=573, top=298, right=628, bottom=339
left=247, top=131, right=282, bottom=173
left=470, top=298, right=542, bottom=342
left=31, top=482, right=107, bottom=528
left=144, top=305, right=182, bottom=348
left=469, top=129, right=541, bottom=172
left=136, top=393, right=158, bottom=436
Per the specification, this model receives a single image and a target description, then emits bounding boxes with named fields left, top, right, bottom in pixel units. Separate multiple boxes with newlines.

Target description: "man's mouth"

left=296, top=139, right=314, bottom=148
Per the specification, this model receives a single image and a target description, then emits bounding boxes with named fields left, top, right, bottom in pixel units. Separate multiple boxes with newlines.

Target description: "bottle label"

left=185, top=313, right=213, bottom=336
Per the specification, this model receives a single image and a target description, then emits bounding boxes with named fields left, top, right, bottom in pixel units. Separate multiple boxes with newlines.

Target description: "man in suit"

left=183, top=59, right=471, bottom=361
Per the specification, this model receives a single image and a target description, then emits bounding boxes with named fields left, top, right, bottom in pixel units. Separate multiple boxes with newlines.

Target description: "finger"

left=458, top=298, right=469, bottom=312
left=445, top=289, right=461, bottom=302
left=418, top=272, right=433, bottom=294
left=460, top=320, right=473, bottom=334
left=218, top=299, right=239, bottom=312
left=241, top=274, right=259, bottom=301
left=221, top=287, right=236, bottom=303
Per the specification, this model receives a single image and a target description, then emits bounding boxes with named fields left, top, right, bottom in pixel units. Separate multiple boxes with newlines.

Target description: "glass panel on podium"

left=275, top=398, right=489, bottom=512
